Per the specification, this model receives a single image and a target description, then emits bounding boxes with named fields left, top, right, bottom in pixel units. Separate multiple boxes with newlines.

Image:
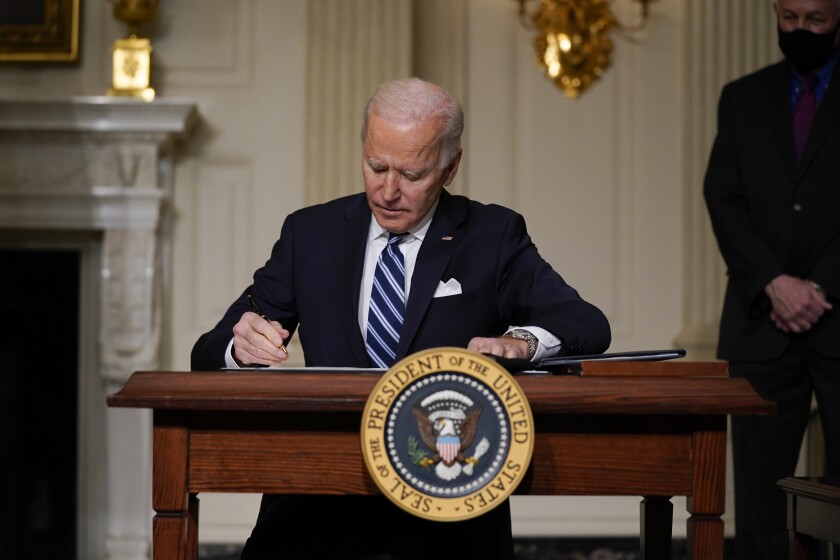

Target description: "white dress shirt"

left=358, top=203, right=435, bottom=338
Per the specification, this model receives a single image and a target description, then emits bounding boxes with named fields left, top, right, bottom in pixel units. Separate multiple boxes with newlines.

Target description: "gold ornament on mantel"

left=107, top=0, right=160, bottom=102
left=515, top=0, right=652, bottom=99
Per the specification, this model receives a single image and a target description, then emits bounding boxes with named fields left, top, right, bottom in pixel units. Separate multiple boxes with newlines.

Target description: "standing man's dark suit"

left=704, top=7, right=840, bottom=556
left=705, top=60, right=840, bottom=360
left=192, top=78, right=610, bottom=559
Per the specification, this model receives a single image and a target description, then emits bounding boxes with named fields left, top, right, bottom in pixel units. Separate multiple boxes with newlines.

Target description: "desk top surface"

left=107, top=362, right=774, bottom=416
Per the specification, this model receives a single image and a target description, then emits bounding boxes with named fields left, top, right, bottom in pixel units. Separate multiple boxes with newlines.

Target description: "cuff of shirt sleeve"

left=505, top=326, right=562, bottom=361
left=225, top=338, right=240, bottom=369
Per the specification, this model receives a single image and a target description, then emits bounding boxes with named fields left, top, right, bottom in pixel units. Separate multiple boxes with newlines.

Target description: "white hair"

left=775, top=0, right=840, bottom=12
left=360, top=78, right=464, bottom=169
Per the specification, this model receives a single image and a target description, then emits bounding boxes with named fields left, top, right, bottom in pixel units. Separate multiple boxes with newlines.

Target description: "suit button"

left=793, top=203, right=802, bottom=212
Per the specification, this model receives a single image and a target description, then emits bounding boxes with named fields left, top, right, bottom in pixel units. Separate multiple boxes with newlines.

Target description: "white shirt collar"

left=367, top=199, right=439, bottom=243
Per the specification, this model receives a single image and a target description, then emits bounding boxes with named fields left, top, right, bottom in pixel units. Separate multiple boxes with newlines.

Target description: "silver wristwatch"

left=504, top=329, right=538, bottom=360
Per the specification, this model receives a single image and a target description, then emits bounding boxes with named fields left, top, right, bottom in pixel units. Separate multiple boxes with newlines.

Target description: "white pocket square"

left=433, top=278, right=462, bottom=298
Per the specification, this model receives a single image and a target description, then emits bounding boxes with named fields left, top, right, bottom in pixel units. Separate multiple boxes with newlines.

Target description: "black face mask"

left=778, top=23, right=840, bottom=74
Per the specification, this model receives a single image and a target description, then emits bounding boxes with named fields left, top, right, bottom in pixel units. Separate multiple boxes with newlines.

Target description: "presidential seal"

left=361, top=347, right=534, bottom=522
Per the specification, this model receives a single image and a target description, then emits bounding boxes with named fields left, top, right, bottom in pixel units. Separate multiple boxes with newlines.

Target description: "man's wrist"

left=503, top=329, right=538, bottom=360
left=809, top=280, right=826, bottom=297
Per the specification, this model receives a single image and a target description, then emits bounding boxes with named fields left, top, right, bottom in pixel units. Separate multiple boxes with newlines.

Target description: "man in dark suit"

left=192, top=78, right=610, bottom=559
left=704, top=1, right=840, bottom=557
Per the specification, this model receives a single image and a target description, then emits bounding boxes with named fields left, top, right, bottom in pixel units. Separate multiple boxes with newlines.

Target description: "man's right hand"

left=232, top=311, right=290, bottom=366
left=765, top=274, right=832, bottom=333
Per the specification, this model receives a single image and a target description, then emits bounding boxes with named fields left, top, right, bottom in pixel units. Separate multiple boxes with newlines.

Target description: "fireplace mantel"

left=0, top=97, right=197, bottom=231
left=0, top=97, right=198, bottom=134
left=0, top=97, right=199, bottom=560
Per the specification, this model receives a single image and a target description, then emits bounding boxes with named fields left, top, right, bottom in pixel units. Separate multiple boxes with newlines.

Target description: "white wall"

left=457, top=0, right=684, bottom=537
left=461, top=0, right=684, bottom=355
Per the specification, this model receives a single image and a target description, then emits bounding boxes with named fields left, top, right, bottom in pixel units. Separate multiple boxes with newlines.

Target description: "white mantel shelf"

left=0, top=97, right=199, bottom=136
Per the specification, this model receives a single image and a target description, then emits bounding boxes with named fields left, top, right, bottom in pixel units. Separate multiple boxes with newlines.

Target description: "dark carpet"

left=198, top=538, right=733, bottom=559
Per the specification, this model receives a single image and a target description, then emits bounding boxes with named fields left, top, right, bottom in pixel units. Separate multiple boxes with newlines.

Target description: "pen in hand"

left=247, top=289, right=288, bottom=355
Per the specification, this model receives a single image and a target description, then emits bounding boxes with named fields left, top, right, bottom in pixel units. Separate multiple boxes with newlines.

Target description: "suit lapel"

left=798, top=61, right=840, bottom=175
left=396, top=191, right=466, bottom=359
left=333, top=195, right=373, bottom=366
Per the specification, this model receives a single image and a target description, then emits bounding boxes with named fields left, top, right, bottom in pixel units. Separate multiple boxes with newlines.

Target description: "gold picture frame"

left=0, top=0, right=80, bottom=62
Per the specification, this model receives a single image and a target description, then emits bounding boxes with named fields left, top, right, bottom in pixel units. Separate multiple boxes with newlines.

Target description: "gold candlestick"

left=108, top=0, right=159, bottom=101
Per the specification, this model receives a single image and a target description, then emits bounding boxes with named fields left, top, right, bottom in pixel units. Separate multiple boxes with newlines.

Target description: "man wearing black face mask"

left=704, top=0, right=840, bottom=558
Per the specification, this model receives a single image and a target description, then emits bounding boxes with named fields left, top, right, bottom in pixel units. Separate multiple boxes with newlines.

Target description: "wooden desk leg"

left=153, top=515, right=187, bottom=560
left=151, top=498, right=198, bottom=560
left=686, top=417, right=726, bottom=560
left=641, top=496, right=673, bottom=560
left=153, top=413, right=195, bottom=560
left=187, top=494, right=200, bottom=560
left=790, top=530, right=813, bottom=560
left=686, top=515, right=724, bottom=560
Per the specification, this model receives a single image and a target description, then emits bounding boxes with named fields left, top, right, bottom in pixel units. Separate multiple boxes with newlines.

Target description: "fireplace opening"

left=1, top=249, right=79, bottom=560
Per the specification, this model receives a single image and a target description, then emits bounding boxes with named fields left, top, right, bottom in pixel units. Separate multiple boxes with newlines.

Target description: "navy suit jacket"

left=191, top=190, right=611, bottom=370
left=704, top=60, right=840, bottom=361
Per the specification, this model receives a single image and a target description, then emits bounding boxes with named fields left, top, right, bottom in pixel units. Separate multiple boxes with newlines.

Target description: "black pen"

left=247, top=289, right=287, bottom=355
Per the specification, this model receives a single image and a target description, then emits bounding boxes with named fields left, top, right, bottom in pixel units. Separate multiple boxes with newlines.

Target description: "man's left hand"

left=765, top=274, right=832, bottom=333
left=468, top=336, right=530, bottom=359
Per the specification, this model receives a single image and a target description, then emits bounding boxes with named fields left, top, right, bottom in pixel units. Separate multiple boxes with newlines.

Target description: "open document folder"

left=491, top=348, right=687, bottom=375
left=225, top=349, right=686, bottom=375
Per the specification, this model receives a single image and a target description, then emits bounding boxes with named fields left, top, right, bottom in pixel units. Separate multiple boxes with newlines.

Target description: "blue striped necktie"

left=366, top=233, right=408, bottom=368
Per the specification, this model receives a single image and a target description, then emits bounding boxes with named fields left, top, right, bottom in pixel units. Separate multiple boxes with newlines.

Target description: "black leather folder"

left=493, top=348, right=687, bottom=374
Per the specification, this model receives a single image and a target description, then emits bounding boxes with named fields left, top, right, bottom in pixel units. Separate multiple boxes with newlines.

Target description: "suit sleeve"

left=809, top=232, right=840, bottom=299
left=495, top=211, right=611, bottom=355
left=190, top=216, right=300, bottom=371
left=703, top=84, right=785, bottom=315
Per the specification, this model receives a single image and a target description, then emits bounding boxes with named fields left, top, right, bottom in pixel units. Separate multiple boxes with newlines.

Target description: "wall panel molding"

left=154, top=0, right=254, bottom=87
left=190, top=159, right=253, bottom=328
left=305, top=0, right=412, bottom=205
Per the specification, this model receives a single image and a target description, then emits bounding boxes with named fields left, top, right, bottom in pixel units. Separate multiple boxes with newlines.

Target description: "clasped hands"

left=765, top=274, right=832, bottom=333
left=232, top=311, right=531, bottom=367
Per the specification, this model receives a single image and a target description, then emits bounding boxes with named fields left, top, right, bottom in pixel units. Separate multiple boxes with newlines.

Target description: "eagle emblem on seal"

left=411, top=389, right=491, bottom=481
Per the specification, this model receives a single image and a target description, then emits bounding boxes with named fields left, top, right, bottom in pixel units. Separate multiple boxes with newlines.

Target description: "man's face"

left=363, top=112, right=461, bottom=233
left=776, top=0, right=840, bottom=37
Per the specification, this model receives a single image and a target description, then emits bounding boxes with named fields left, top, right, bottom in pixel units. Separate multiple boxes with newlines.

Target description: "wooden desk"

left=106, top=361, right=772, bottom=560
left=779, top=476, right=840, bottom=559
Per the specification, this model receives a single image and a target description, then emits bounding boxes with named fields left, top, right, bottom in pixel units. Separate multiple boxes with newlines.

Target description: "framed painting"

left=0, top=0, right=80, bottom=62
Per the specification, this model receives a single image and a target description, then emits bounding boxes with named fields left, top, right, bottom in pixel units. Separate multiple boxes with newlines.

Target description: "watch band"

left=504, top=329, right=538, bottom=360
left=809, top=280, right=826, bottom=297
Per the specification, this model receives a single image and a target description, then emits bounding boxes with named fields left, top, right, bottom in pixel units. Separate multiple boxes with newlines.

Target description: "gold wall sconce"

left=108, top=0, right=160, bottom=101
left=515, top=0, right=653, bottom=99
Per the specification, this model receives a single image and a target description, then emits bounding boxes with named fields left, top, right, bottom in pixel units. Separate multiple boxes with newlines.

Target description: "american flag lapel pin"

left=441, top=235, right=453, bottom=241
